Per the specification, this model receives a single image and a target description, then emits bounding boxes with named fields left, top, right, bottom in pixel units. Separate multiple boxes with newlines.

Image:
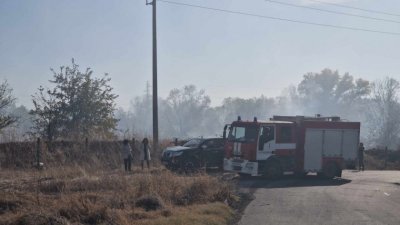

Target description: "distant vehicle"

left=223, top=115, right=360, bottom=178
left=161, top=138, right=225, bottom=172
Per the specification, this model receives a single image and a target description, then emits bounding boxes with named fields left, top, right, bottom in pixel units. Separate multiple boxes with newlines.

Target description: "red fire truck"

left=223, top=115, right=360, bottom=178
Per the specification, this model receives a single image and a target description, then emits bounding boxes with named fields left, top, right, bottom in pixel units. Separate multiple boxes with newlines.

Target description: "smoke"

left=118, top=70, right=400, bottom=150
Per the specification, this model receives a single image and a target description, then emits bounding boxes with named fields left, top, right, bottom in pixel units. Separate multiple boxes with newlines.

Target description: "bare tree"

left=164, top=85, right=211, bottom=137
left=0, top=80, right=17, bottom=130
left=0, top=104, right=32, bottom=142
left=219, top=96, right=275, bottom=123
left=366, top=77, right=400, bottom=149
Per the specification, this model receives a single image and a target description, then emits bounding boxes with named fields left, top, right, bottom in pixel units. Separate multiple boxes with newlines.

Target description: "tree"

left=163, top=85, right=211, bottom=137
left=366, top=77, right=400, bottom=149
left=31, top=59, right=118, bottom=140
left=130, top=82, right=152, bottom=136
left=0, top=80, right=17, bottom=130
left=115, top=107, right=134, bottom=138
left=297, top=69, right=370, bottom=117
left=0, top=104, right=32, bottom=142
left=219, top=96, right=275, bottom=123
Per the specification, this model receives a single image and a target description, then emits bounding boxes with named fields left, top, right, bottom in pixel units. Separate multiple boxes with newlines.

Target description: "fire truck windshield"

left=228, top=125, right=258, bottom=142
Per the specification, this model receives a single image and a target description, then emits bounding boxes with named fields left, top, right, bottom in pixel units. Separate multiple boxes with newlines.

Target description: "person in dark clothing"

left=122, top=139, right=133, bottom=171
left=141, top=138, right=151, bottom=170
left=358, top=142, right=365, bottom=171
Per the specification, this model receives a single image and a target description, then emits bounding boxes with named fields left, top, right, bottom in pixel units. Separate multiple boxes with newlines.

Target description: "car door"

left=201, top=139, right=224, bottom=167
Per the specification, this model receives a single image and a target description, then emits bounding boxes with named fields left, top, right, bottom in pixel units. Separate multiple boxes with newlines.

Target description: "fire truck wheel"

left=295, top=171, right=308, bottom=178
left=336, top=169, right=342, bottom=177
left=264, top=161, right=283, bottom=179
left=322, top=163, right=337, bottom=179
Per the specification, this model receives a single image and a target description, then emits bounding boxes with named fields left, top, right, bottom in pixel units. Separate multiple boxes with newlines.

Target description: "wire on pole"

left=158, top=0, right=400, bottom=36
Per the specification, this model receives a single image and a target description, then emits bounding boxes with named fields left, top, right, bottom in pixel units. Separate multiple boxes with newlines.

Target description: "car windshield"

left=228, top=126, right=258, bottom=142
left=183, top=139, right=202, bottom=147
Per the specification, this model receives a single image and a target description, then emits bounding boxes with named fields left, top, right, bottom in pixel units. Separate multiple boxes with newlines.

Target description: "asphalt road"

left=238, top=170, right=400, bottom=225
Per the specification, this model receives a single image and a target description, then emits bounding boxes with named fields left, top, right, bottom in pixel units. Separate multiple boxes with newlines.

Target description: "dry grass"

left=0, top=166, right=235, bottom=225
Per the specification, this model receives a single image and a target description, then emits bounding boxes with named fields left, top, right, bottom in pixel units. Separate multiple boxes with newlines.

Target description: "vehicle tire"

left=238, top=173, right=252, bottom=178
left=322, top=163, right=337, bottom=179
left=183, top=160, right=200, bottom=174
left=336, top=168, right=342, bottom=178
left=264, top=161, right=283, bottom=179
left=295, top=171, right=308, bottom=178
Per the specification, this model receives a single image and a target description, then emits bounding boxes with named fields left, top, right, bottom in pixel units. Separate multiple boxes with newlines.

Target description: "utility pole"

left=146, top=0, right=159, bottom=152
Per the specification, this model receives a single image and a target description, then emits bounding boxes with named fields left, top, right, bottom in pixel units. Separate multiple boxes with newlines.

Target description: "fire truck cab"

left=223, top=115, right=360, bottom=178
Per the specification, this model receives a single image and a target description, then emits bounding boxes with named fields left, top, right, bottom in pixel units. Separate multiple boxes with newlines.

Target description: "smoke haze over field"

left=1, top=66, right=399, bottom=150
left=115, top=69, right=400, bottom=150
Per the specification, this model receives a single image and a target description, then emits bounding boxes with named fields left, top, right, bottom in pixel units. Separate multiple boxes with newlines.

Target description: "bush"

left=39, top=179, right=65, bottom=194
left=135, top=195, right=164, bottom=211
left=0, top=200, right=20, bottom=214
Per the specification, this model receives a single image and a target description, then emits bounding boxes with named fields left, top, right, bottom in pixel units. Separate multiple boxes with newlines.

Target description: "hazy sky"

left=1, top=0, right=399, bottom=109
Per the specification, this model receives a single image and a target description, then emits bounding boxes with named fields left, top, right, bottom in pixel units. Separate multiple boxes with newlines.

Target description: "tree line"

left=0, top=60, right=399, bottom=150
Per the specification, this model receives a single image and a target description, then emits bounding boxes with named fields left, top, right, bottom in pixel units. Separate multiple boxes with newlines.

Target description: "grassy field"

left=0, top=166, right=236, bottom=225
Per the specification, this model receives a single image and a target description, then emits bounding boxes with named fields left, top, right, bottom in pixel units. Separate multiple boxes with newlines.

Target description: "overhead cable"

left=307, top=0, right=400, bottom=18
left=265, top=0, right=400, bottom=24
left=158, top=0, right=400, bottom=36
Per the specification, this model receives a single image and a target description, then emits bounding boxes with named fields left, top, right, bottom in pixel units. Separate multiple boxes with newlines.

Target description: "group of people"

left=121, top=138, right=151, bottom=172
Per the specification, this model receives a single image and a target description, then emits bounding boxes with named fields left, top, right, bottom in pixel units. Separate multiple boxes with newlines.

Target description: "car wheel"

left=183, top=160, right=200, bottom=174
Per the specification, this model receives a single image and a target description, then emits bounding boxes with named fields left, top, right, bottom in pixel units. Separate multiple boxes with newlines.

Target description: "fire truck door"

left=257, top=126, right=275, bottom=160
left=304, top=129, right=323, bottom=171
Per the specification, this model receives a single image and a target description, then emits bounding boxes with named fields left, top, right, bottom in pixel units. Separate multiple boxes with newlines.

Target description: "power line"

left=266, top=0, right=400, bottom=24
left=158, top=0, right=400, bottom=36
left=307, top=0, right=400, bottom=18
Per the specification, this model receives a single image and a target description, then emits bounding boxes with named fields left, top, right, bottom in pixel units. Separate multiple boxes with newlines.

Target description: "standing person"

left=141, top=138, right=151, bottom=170
left=122, top=139, right=133, bottom=172
left=358, top=142, right=365, bottom=171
